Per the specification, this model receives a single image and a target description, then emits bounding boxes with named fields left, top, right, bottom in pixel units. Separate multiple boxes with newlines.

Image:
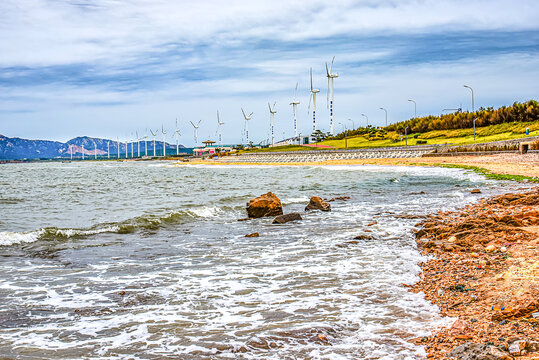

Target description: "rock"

left=245, top=232, right=259, bottom=237
left=272, top=213, right=302, bottom=224
left=367, top=221, right=377, bottom=226
left=485, top=244, right=496, bottom=252
left=508, top=340, right=527, bottom=356
left=247, top=192, right=283, bottom=218
left=305, top=196, right=331, bottom=211
left=354, top=235, right=373, bottom=240
left=327, top=196, right=351, bottom=202
left=448, top=236, right=457, bottom=243
left=449, top=319, right=472, bottom=335
left=448, top=342, right=512, bottom=359
left=471, top=189, right=482, bottom=194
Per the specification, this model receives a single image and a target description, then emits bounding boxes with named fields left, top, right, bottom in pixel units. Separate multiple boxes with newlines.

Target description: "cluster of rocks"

left=410, top=188, right=539, bottom=359
left=242, top=191, right=335, bottom=229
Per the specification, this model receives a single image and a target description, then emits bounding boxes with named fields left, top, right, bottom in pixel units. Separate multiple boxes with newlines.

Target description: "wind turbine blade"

left=268, top=102, right=271, bottom=112
left=310, top=68, right=313, bottom=91
left=325, top=62, right=329, bottom=77
left=273, top=101, right=276, bottom=110
left=241, top=108, right=247, bottom=119
left=308, top=92, right=312, bottom=113
left=294, top=82, right=298, bottom=99
left=330, top=56, right=335, bottom=73
left=217, top=110, right=220, bottom=123
left=197, top=119, right=202, bottom=126
left=249, top=112, right=253, bottom=118
left=190, top=121, right=196, bottom=128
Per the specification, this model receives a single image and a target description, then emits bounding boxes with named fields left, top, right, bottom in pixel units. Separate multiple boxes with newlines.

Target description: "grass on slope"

left=319, top=121, right=539, bottom=149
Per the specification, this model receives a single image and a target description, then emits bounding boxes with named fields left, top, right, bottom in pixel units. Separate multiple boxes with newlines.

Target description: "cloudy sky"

left=1, top=0, right=538, bottom=146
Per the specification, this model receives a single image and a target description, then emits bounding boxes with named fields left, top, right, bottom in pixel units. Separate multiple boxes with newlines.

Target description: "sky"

left=1, top=0, right=538, bottom=146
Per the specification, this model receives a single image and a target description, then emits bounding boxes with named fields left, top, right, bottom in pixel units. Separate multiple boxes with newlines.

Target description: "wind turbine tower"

left=150, top=129, right=157, bottom=157
left=190, top=120, right=202, bottom=147
left=326, top=56, right=339, bottom=135
left=107, top=141, right=110, bottom=159
left=268, top=102, right=277, bottom=146
left=241, top=108, right=253, bottom=146
left=82, top=145, right=85, bottom=160
left=290, top=83, right=300, bottom=141
left=93, top=140, right=97, bottom=159
left=161, top=125, right=167, bottom=157
left=175, top=119, right=181, bottom=155
left=216, top=111, right=225, bottom=146
left=136, top=131, right=141, bottom=158
left=308, top=68, right=320, bottom=133
left=117, top=138, right=120, bottom=159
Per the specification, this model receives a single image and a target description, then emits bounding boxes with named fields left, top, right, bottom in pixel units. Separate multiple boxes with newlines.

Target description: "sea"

left=0, top=161, right=518, bottom=359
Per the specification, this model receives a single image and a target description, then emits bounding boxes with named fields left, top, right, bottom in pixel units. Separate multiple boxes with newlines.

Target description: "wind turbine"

left=241, top=108, right=253, bottom=147
left=125, top=141, right=128, bottom=159
left=107, top=141, right=110, bottom=159
left=144, top=133, right=148, bottom=156
left=268, top=102, right=277, bottom=146
left=326, top=56, right=338, bottom=136
left=136, top=131, right=141, bottom=158
left=93, top=140, right=97, bottom=159
left=70, top=144, right=73, bottom=160
left=161, top=125, right=167, bottom=157
left=130, top=134, right=134, bottom=158
left=190, top=120, right=202, bottom=147
left=308, top=68, right=320, bottom=133
left=149, top=129, right=157, bottom=157
left=290, top=83, right=300, bottom=141
left=117, top=138, right=120, bottom=159
left=216, top=110, right=224, bottom=146
left=175, top=118, right=181, bottom=155
left=82, top=144, right=85, bottom=160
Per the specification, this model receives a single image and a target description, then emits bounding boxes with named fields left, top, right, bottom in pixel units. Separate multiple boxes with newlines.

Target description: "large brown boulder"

left=305, top=196, right=331, bottom=211
left=246, top=192, right=283, bottom=218
left=273, top=213, right=302, bottom=224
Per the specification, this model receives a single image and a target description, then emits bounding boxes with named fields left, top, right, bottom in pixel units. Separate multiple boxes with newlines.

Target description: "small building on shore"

left=193, top=140, right=236, bottom=157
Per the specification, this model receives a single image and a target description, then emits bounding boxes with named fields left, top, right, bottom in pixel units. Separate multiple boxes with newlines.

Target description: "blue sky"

left=1, top=0, right=538, bottom=146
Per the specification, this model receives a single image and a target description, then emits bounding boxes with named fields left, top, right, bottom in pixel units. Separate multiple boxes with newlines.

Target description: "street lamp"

left=473, top=118, right=477, bottom=141
left=361, top=113, right=369, bottom=127
left=404, top=126, right=409, bottom=146
left=338, top=122, right=347, bottom=148
left=408, top=99, right=416, bottom=119
left=348, top=118, right=355, bottom=130
left=379, top=107, right=388, bottom=127
left=463, top=85, right=474, bottom=112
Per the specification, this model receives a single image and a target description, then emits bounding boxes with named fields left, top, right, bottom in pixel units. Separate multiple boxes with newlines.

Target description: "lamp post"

left=405, top=126, right=409, bottom=146
left=348, top=118, right=355, bottom=130
left=379, top=107, right=387, bottom=127
left=339, top=122, right=347, bottom=148
left=408, top=99, right=416, bottom=119
left=463, top=85, right=474, bottom=112
left=473, top=118, right=477, bottom=141
left=361, top=113, right=369, bottom=127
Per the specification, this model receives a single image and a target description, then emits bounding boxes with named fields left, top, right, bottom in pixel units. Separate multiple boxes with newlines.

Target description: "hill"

left=0, top=135, right=188, bottom=160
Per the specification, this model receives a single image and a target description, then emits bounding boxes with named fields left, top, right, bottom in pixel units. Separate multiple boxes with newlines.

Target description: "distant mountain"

left=0, top=134, right=189, bottom=160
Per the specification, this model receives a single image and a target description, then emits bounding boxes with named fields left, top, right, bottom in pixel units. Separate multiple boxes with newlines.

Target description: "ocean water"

left=0, top=161, right=514, bottom=359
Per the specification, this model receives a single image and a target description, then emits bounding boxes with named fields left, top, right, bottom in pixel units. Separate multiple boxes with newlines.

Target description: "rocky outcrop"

left=272, top=213, right=302, bottom=224
left=448, top=342, right=511, bottom=360
left=305, top=196, right=331, bottom=211
left=246, top=192, right=283, bottom=218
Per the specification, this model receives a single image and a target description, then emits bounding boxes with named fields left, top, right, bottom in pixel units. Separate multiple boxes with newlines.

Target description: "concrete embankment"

left=218, top=146, right=435, bottom=163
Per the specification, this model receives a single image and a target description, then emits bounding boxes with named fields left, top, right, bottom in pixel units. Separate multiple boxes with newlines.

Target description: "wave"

left=0, top=206, right=226, bottom=247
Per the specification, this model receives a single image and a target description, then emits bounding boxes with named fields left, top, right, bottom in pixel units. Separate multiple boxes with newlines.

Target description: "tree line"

left=386, top=100, right=539, bottom=133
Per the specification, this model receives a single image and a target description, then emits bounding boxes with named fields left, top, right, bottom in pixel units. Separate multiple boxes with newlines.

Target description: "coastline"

left=187, top=153, right=539, bottom=357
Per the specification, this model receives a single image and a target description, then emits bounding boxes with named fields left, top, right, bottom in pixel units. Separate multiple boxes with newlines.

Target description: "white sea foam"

left=0, top=229, right=45, bottom=246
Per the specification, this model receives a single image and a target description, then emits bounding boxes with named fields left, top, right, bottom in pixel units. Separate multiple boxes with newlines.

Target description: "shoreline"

left=409, top=188, right=539, bottom=358
left=187, top=153, right=539, bottom=358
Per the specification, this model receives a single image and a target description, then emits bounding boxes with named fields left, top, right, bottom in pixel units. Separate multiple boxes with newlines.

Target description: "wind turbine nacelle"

left=313, top=89, right=320, bottom=93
